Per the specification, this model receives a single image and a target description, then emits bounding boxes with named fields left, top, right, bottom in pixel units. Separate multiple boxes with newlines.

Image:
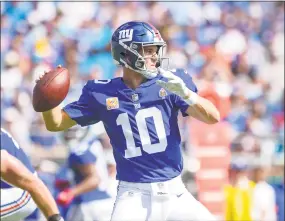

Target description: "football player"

left=56, top=126, right=115, bottom=221
left=0, top=128, right=64, bottom=221
left=41, top=21, right=219, bottom=220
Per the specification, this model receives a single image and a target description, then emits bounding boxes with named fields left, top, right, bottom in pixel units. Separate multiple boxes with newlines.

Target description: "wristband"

left=48, top=214, right=64, bottom=221
left=183, top=90, right=198, bottom=106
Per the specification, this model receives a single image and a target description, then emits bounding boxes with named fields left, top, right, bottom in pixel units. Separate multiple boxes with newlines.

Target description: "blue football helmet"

left=111, top=21, right=167, bottom=79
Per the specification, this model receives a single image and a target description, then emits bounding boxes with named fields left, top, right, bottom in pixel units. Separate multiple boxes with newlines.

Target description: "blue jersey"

left=68, top=136, right=111, bottom=203
left=0, top=128, right=35, bottom=188
left=64, top=69, right=198, bottom=182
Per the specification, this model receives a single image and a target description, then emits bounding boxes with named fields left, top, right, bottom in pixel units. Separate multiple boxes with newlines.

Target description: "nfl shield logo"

left=159, top=88, right=167, bottom=99
left=133, top=103, right=141, bottom=109
left=106, top=97, right=119, bottom=110
left=131, top=94, right=139, bottom=102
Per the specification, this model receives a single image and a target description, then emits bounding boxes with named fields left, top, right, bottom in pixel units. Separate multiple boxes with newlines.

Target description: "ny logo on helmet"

left=119, top=29, right=133, bottom=42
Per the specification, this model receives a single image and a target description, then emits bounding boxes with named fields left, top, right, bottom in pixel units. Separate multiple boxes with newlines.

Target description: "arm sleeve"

left=69, top=151, right=97, bottom=166
left=63, top=81, right=101, bottom=126
left=172, top=69, right=198, bottom=117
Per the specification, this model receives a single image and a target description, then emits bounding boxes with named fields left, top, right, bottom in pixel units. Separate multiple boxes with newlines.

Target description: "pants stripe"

left=1, top=191, right=31, bottom=217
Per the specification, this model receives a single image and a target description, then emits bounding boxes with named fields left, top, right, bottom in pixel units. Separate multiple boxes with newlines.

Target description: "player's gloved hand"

left=156, top=68, right=198, bottom=105
left=156, top=68, right=190, bottom=99
left=48, top=214, right=64, bottom=221
left=56, top=189, right=74, bottom=207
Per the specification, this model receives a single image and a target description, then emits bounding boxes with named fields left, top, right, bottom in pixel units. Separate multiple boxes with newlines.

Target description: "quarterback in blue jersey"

left=42, top=21, right=220, bottom=220
left=0, top=128, right=64, bottom=221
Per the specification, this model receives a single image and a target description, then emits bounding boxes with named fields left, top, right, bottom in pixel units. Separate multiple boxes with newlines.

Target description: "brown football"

left=32, top=66, right=70, bottom=112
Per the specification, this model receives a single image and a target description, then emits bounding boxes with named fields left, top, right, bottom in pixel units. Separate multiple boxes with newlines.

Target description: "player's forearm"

left=70, top=175, right=100, bottom=197
left=42, top=106, right=63, bottom=131
left=42, top=106, right=76, bottom=131
left=185, top=91, right=220, bottom=124
left=1, top=152, right=60, bottom=219
left=28, top=178, right=60, bottom=218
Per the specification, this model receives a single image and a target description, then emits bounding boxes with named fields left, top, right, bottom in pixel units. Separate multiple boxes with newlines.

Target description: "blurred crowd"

left=1, top=1, right=284, bottom=221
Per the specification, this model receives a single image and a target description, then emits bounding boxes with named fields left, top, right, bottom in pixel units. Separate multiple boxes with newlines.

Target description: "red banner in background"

left=189, top=120, right=232, bottom=220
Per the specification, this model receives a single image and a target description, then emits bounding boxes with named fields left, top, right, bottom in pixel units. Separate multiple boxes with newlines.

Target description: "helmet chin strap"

left=120, top=55, right=158, bottom=79
left=128, top=63, right=158, bottom=79
left=139, top=68, right=158, bottom=79
left=135, top=58, right=158, bottom=79
left=155, top=61, right=160, bottom=68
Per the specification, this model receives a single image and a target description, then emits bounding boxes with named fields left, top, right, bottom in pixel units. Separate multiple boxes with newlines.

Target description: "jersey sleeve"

left=69, top=150, right=97, bottom=166
left=172, top=69, right=198, bottom=117
left=63, top=81, right=101, bottom=126
left=1, top=129, right=35, bottom=174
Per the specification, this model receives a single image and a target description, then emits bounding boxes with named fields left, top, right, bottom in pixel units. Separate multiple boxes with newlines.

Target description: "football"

left=32, top=66, right=70, bottom=112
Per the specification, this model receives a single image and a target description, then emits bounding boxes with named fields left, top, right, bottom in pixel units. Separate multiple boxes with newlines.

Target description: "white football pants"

left=66, top=197, right=115, bottom=221
left=111, top=175, right=216, bottom=221
left=1, top=187, right=37, bottom=221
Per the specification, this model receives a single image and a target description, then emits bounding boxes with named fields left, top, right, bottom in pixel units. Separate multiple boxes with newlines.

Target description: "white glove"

left=156, top=68, right=198, bottom=105
left=156, top=68, right=189, bottom=98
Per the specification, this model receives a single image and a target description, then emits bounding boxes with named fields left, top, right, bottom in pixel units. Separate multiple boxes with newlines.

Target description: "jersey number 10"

left=116, top=107, right=167, bottom=158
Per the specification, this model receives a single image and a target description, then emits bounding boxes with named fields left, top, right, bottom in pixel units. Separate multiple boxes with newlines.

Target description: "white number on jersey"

left=94, top=79, right=111, bottom=84
left=116, top=107, right=167, bottom=158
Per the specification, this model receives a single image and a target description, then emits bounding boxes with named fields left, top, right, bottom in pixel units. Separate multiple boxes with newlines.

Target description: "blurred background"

left=1, top=1, right=284, bottom=221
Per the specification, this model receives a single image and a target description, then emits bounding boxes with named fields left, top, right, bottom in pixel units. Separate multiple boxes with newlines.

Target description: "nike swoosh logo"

left=177, top=193, right=184, bottom=198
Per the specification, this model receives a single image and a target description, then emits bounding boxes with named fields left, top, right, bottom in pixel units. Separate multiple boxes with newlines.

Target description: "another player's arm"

left=42, top=106, right=76, bottom=131
left=184, top=91, right=220, bottom=124
left=71, top=164, right=100, bottom=196
left=0, top=150, right=62, bottom=220
left=57, top=163, right=100, bottom=205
